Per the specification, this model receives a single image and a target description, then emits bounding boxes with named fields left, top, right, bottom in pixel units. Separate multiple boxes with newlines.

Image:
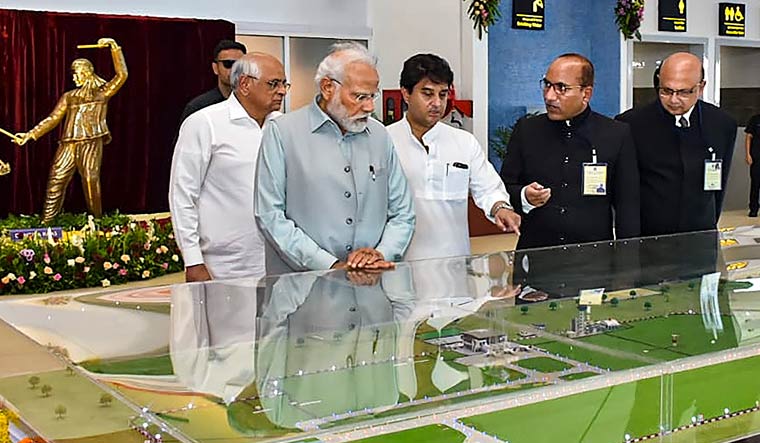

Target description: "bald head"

left=657, top=52, right=705, bottom=116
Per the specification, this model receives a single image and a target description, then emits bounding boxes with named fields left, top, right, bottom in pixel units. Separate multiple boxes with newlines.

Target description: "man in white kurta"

left=387, top=54, right=520, bottom=261
left=170, top=53, right=288, bottom=281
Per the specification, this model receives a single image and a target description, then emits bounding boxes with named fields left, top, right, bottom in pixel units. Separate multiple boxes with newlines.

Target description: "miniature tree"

left=99, top=393, right=113, bottom=407
left=65, top=367, right=74, bottom=377
left=549, top=301, right=558, bottom=311
left=28, top=376, right=40, bottom=390
left=611, top=297, right=620, bottom=307
left=602, top=293, right=608, bottom=302
left=520, top=306, right=529, bottom=315
left=629, top=290, right=636, bottom=297
left=54, top=405, right=66, bottom=420
left=40, top=385, right=52, bottom=398
left=644, top=301, right=653, bottom=311
left=687, top=281, right=696, bottom=291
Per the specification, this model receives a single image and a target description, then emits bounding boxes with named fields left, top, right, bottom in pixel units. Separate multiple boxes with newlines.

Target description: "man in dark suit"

left=616, top=52, right=737, bottom=235
left=500, top=53, right=640, bottom=250
left=500, top=54, right=640, bottom=299
left=745, top=112, right=760, bottom=217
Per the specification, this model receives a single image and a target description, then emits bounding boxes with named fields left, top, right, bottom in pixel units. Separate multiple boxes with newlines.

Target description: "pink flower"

left=161, top=263, right=169, bottom=270
left=118, top=269, right=128, bottom=276
left=113, top=262, right=120, bottom=270
left=43, top=253, right=51, bottom=264
left=53, top=273, right=62, bottom=281
left=17, top=276, right=26, bottom=285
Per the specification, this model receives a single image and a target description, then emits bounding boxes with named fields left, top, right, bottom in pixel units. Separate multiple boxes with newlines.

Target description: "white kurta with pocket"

left=387, top=118, right=510, bottom=261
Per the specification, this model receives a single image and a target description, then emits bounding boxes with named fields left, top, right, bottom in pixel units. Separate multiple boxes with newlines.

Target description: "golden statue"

left=14, top=37, right=127, bottom=223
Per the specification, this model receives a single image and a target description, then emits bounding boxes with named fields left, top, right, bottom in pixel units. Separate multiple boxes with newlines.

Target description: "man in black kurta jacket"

left=616, top=52, right=736, bottom=283
left=500, top=54, right=640, bottom=298
left=616, top=52, right=737, bottom=236
left=500, top=54, right=640, bottom=250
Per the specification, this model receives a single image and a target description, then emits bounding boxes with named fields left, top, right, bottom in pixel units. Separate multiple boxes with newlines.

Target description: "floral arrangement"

left=0, top=212, right=184, bottom=295
left=615, top=0, right=645, bottom=40
left=465, top=0, right=502, bottom=40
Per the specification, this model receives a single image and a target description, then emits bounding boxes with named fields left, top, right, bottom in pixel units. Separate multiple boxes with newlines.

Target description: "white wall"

left=0, top=0, right=369, bottom=34
left=369, top=0, right=463, bottom=91
left=639, top=0, right=760, bottom=40
left=368, top=0, right=488, bottom=146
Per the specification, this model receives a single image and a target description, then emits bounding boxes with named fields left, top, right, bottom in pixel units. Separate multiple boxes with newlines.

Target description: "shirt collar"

left=308, top=95, right=371, bottom=135
left=674, top=104, right=696, bottom=127
left=228, top=92, right=250, bottom=121
left=228, top=92, right=282, bottom=126
left=401, top=115, right=443, bottom=148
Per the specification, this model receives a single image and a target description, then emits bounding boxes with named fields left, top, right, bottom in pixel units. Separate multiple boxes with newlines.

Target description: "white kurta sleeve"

left=467, top=134, right=511, bottom=221
left=169, top=112, right=215, bottom=267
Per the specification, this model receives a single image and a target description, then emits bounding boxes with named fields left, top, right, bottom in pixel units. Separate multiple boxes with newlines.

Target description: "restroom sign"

left=719, top=3, right=746, bottom=37
left=659, top=0, right=687, bottom=32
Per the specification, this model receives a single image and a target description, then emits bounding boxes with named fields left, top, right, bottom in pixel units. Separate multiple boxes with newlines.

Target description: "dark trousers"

left=750, top=152, right=760, bottom=212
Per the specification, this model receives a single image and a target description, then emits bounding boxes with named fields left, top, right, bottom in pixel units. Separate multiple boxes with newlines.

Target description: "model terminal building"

left=568, top=305, right=621, bottom=338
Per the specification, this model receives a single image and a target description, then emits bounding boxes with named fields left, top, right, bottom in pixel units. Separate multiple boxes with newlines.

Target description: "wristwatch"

left=491, top=201, right=513, bottom=217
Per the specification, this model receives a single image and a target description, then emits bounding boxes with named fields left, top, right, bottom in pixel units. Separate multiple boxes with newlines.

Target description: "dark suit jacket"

left=500, top=107, right=641, bottom=250
left=179, top=87, right=225, bottom=123
left=616, top=100, right=737, bottom=236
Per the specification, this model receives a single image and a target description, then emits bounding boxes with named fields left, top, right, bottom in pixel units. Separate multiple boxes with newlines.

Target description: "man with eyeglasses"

left=500, top=53, right=640, bottom=250
left=255, top=41, right=415, bottom=275
left=617, top=52, right=737, bottom=235
left=170, top=53, right=288, bottom=282
left=179, top=40, right=246, bottom=123
left=387, top=53, right=520, bottom=260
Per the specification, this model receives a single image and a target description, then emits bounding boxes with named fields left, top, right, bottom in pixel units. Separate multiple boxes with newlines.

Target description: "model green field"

left=0, top=370, right=135, bottom=440
left=460, top=355, right=760, bottom=443
left=351, top=424, right=465, bottom=443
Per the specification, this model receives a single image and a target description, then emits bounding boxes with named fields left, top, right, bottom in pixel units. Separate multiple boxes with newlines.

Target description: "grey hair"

left=230, top=57, right=261, bottom=90
left=314, top=41, right=377, bottom=88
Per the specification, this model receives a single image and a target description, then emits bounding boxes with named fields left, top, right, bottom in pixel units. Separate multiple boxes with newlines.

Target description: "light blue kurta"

left=255, top=97, right=415, bottom=274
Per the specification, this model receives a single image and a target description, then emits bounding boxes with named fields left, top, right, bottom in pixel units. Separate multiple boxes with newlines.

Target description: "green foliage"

left=615, top=0, right=645, bottom=41
left=0, top=211, right=130, bottom=233
left=464, top=0, right=502, bottom=40
left=489, top=112, right=541, bottom=160
left=54, top=405, right=66, bottom=419
left=548, top=301, right=558, bottom=311
left=610, top=297, right=620, bottom=307
left=0, top=212, right=183, bottom=295
left=40, top=385, right=52, bottom=397
left=520, top=305, right=529, bottom=315
left=643, top=301, right=653, bottom=311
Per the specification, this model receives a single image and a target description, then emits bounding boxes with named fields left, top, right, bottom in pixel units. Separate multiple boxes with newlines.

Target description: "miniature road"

left=316, top=344, right=760, bottom=443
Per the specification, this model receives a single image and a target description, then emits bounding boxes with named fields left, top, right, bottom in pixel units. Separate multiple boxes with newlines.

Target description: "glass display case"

left=1, top=228, right=760, bottom=443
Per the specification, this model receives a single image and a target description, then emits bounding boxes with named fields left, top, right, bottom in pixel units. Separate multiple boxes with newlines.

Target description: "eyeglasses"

left=242, top=75, right=291, bottom=91
left=330, top=78, right=379, bottom=103
left=657, top=84, right=702, bottom=99
left=540, top=78, right=588, bottom=95
left=264, top=79, right=291, bottom=91
left=216, top=59, right=237, bottom=69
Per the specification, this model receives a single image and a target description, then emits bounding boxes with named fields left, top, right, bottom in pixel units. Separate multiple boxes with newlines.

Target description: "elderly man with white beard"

left=254, top=42, right=415, bottom=275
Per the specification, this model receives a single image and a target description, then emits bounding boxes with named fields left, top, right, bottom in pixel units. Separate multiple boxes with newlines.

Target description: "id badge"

left=582, top=163, right=608, bottom=196
left=704, top=160, right=723, bottom=191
